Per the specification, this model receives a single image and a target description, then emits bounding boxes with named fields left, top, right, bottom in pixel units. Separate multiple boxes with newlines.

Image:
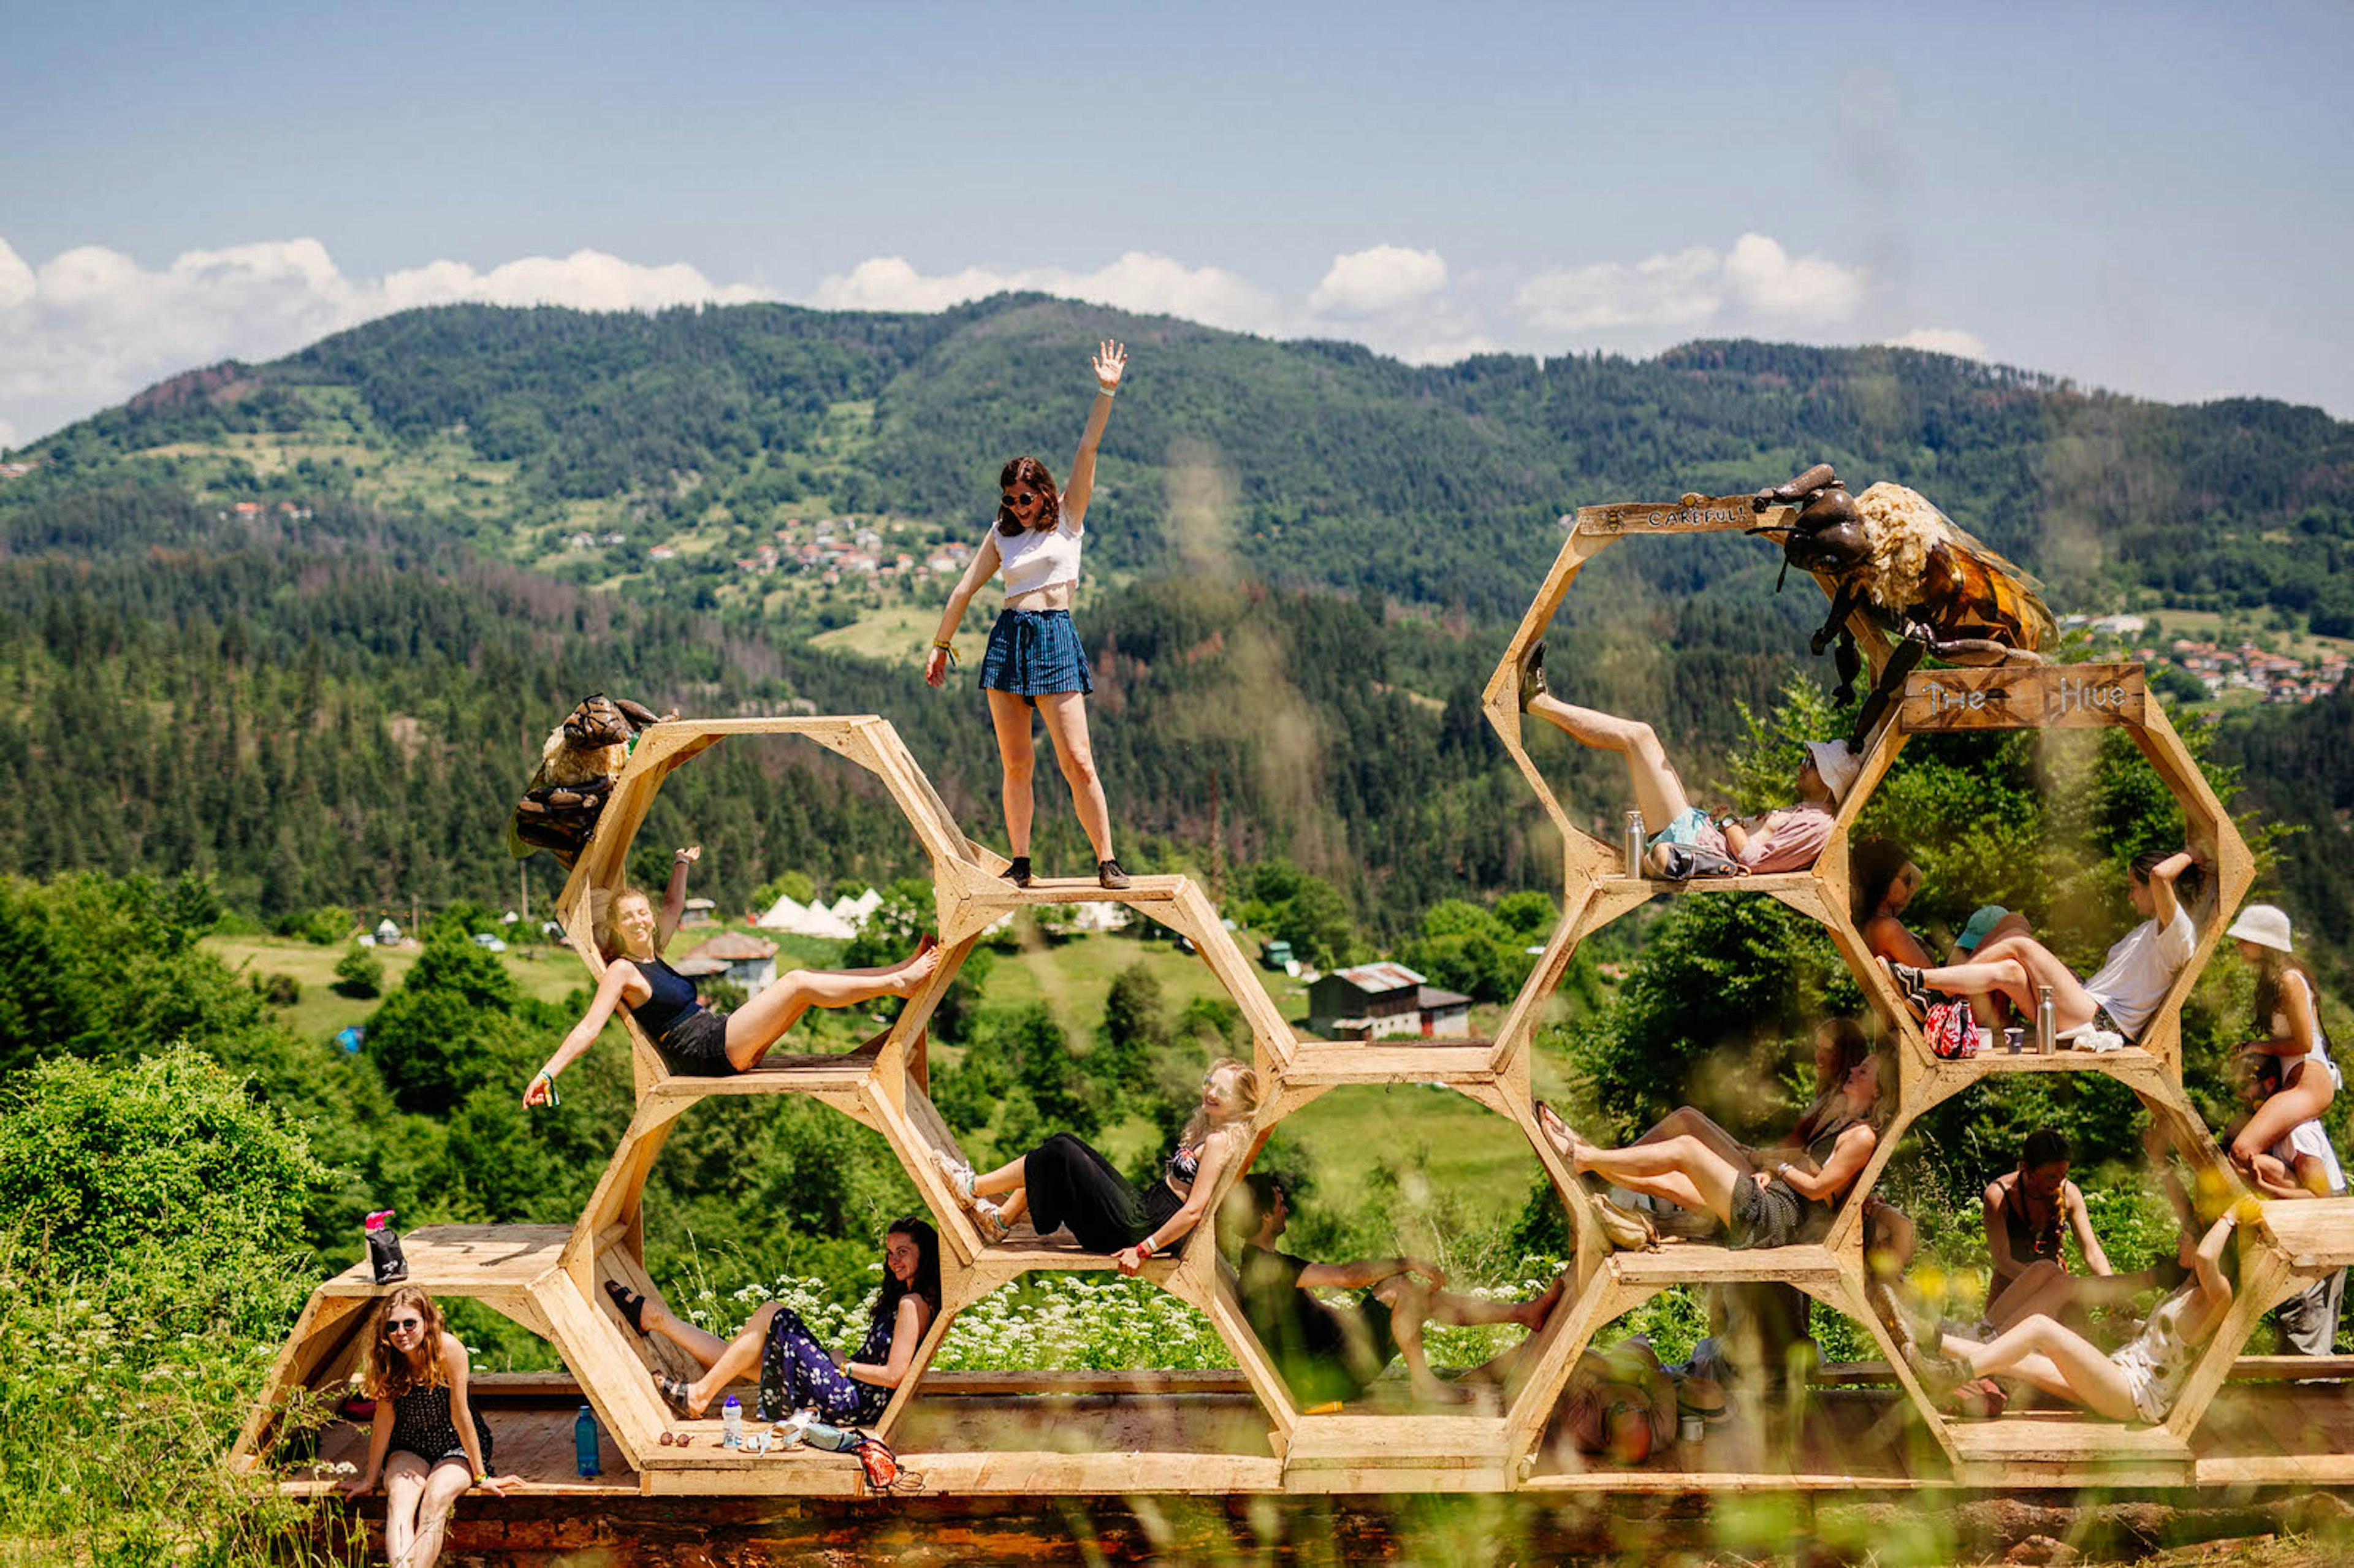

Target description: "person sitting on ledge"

left=2233, top=1053, right=2346, bottom=1355
left=1880, top=850, right=2204, bottom=1046
left=524, top=846, right=941, bottom=1096
left=1977, top=1128, right=2171, bottom=1336
left=1229, top=1173, right=1569, bottom=1406
left=2220, top=903, right=2339, bottom=1184
left=1517, top=641, right=1859, bottom=875
left=340, top=1287, right=517, bottom=1568
left=1853, top=837, right=2032, bottom=1034
left=615, top=1217, right=941, bottom=1425
left=935, top=1058, right=1258, bottom=1271
left=1535, top=1048, right=1891, bottom=1250
left=1900, top=1198, right=2247, bottom=1425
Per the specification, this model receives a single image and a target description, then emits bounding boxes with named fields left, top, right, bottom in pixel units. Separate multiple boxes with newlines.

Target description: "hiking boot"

left=1517, top=639, right=1550, bottom=712
left=1097, top=858, right=1132, bottom=891
left=1005, top=855, right=1033, bottom=888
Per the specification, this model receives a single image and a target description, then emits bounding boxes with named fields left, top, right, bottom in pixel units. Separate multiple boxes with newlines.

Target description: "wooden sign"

left=1900, top=663, right=2146, bottom=732
left=1574, top=495, right=1775, bottom=536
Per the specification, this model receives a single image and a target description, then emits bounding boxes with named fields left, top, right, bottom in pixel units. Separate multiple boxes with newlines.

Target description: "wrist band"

left=1097, top=386, right=1117, bottom=397
left=932, top=640, right=959, bottom=669
left=1135, top=1236, right=1156, bottom=1260
left=533, top=1070, right=560, bottom=1107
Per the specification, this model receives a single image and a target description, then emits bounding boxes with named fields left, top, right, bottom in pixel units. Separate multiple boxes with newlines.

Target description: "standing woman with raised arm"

left=926, top=341, right=1132, bottom=891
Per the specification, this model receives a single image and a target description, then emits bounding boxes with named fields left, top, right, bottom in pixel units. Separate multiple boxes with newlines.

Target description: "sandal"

left=654, top=1374, right=697, bottom=1418
left=603, top=1279, right=648, bottom=1334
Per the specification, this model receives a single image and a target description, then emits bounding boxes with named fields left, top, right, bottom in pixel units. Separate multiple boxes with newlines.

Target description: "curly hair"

left=994, top=456, right=1063, bottom=536
left=362, top=1285, right=450, bottom=1400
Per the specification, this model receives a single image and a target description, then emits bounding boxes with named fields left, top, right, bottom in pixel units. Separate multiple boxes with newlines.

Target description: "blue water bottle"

left=574, top=1405, right=601, bottom=1477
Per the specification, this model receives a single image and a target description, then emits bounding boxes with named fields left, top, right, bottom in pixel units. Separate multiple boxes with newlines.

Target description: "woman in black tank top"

left=524, top=846, right=945, bottom=1098
left=340, top=1286, right=511, bottom=1568
left=1539, top=1051, right=1891, bottom=1249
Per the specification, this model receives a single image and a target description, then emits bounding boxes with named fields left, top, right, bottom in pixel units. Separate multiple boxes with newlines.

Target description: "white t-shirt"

left=2268, top=1119, right=2348, bottom=1197
left=2082, top=904, right=2198, bottom=1041
left=996, top=512, right=1084, bottom=596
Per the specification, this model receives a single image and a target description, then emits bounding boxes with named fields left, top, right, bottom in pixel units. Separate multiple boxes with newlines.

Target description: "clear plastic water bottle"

left=573, top=1405, right=601, bottom=1477
left=722, top=1395, right=742, bottom=1448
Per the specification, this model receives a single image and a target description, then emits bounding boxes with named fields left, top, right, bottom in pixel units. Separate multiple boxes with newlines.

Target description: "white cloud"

left=810, top=251, right=1283, bottom=335
left=0, top=235, right=780, bottom=443
left=1306, top=245, right=1447, bottom=318
left=1887, top=326, right=1990, bottom=360
left=1517, top=233, right=1867, bottom=335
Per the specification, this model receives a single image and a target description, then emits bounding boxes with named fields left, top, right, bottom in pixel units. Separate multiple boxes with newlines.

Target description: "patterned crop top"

left=1164, top=1142, right=1203, bottom=1189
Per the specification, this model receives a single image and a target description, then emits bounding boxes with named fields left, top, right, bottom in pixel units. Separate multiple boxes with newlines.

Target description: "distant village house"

left=1305, top=962, right=1472, bottom=1041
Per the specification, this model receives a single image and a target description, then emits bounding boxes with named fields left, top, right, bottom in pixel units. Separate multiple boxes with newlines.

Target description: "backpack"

left=1924, top=999, right=1978, bottom=1059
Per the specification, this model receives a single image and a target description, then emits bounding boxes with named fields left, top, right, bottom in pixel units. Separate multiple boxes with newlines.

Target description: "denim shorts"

left=979, top=609, right=1093, bottom=704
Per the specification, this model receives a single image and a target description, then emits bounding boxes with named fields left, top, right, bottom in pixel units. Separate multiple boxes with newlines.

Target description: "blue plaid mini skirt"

left=979, top=609, right=1092, bottom=702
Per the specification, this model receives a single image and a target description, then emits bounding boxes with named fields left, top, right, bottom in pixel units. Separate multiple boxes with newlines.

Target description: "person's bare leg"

left=1368, top=1274, right=1466, bottom=1402
left=639, top=1297, right=729, bottom=1371
left=1571, top=1133, right=1744, bottom=1227
left=683, top=1303, right=778, bottom=1417
left=401, top=1459, right=473, bottom=1568
left=2231, top=1060, right=2336, bottom=1171
left=381, top=1452, right=429, bottom=1568
left=1919, top=935, right=2100, bottom=1029
left=1636, top=1106, right=1748, bottom=1166
left=987, top=689, right=1038, bottom=857
left=970, top=1155, right=1027, bottom=1200
left=1524, top=693, right=1694, bottom=829
left=993, top=1188, right=1030, bottom=1230
left=723, top=938, right=942, bottom=1068
left=1035, top=691, right=1116, bottom=862
left=1940, top=1316, right=2141, bottom=1421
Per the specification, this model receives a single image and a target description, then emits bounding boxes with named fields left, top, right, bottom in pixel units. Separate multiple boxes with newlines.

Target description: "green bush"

left=330, top=945, right=382, bottom=1000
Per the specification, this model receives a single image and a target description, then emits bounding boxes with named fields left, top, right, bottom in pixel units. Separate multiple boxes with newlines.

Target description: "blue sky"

left=4, top=1, right=2350, bottom=445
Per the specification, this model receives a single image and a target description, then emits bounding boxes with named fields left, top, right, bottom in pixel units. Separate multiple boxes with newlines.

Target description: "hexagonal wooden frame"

left=1477, top=497, right=2311, bottom=1488
left=237, top=504, right=2344, bottom=1497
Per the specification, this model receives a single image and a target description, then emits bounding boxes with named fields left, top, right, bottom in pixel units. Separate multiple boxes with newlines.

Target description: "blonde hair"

left=1179, top=1056, right=1260, bottom=1148
left=362, top=1286, right=450, bottom=1399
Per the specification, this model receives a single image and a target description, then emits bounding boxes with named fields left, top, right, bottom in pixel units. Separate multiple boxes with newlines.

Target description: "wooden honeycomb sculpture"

left=234, top=501, right=2354, bottom=1499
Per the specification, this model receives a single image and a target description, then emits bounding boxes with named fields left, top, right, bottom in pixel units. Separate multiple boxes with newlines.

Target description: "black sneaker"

left=1097, top=858, right=1132, bottom=891
left=1880, top=956, right=1932, bottom=1018
left=1005, top=855, right=1033, bottom=888
left=1517, top=639, right=1550, bottom=712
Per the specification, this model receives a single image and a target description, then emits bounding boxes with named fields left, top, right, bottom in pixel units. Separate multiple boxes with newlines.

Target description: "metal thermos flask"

left=1625, top=811, right=1647, bottom=878
left=2036, top=986, right=2057, bottom=1054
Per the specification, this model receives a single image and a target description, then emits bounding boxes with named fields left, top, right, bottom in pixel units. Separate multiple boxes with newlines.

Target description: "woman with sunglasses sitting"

left=340, top=1286, right=516, bottom=1568
left=926, top=340, right=1133, bottom=891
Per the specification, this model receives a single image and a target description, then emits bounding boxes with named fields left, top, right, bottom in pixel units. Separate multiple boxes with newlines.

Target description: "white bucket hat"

left=1802, top=739, right=1864, bottom=806
left=2225, top=903, right=2293, bottom=953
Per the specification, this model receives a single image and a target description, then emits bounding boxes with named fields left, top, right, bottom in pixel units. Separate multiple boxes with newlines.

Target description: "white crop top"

left=996, top=514, right=1083, bottom=597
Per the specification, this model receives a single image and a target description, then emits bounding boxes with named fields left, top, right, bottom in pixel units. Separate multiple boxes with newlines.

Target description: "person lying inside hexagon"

left=524, top=847, right=942, bottom=1097
left=1879, top=850, right=2204, bottom=1048
left=1517, top=641, right=1857, bottom=876
left=1536, top=1046, right=1894, bottom=1250
left=1893, top=1152, right=2251, bottom=1425
left=1227, top=1172, right=1570, bottom=1407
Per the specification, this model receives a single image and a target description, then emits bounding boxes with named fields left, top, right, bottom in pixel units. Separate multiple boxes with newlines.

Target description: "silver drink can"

left=1625, top=810, right=1647, bottom=878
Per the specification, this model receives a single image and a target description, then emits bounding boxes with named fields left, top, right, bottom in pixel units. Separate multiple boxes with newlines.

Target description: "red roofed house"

left=1306, top=961, right=1473, bottom=1041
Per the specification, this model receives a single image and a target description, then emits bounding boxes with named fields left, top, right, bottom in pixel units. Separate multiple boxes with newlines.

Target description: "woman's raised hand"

left=1092, top=339, right=1126, bottom=394
left=674, top=845, right=701, bottom=864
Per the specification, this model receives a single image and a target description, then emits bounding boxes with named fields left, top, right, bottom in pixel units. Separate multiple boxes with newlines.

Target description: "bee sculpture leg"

left=1848, top=639, right=1928, bottom=746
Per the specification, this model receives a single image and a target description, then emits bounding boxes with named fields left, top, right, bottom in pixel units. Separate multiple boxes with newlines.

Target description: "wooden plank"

left=1605, top=1243, right=1843, bottom=1288
left=1281, top=1041, right=1498, bottom=1086
left=1948, top=1417, right=2189, bottom=1464
left=316, top=1225, right=569, bottom=1296
left=2257, top=1196, right=2354, bottom=1268
left=1899, top=663, right=2145, bottom=733
left=910, top=1451, right=1286, bottom=1497
left=1572, top=496, right=1769, bottom=537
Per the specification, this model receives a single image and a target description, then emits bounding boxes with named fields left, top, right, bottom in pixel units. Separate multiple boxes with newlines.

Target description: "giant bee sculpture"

left=1745, top=463, right=2054, bottom=740
left=508, top=693, right=673, bottom=867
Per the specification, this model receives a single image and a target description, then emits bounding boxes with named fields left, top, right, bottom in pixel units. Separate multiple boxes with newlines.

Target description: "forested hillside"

left=6, top=294, right=2353, bottom=948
